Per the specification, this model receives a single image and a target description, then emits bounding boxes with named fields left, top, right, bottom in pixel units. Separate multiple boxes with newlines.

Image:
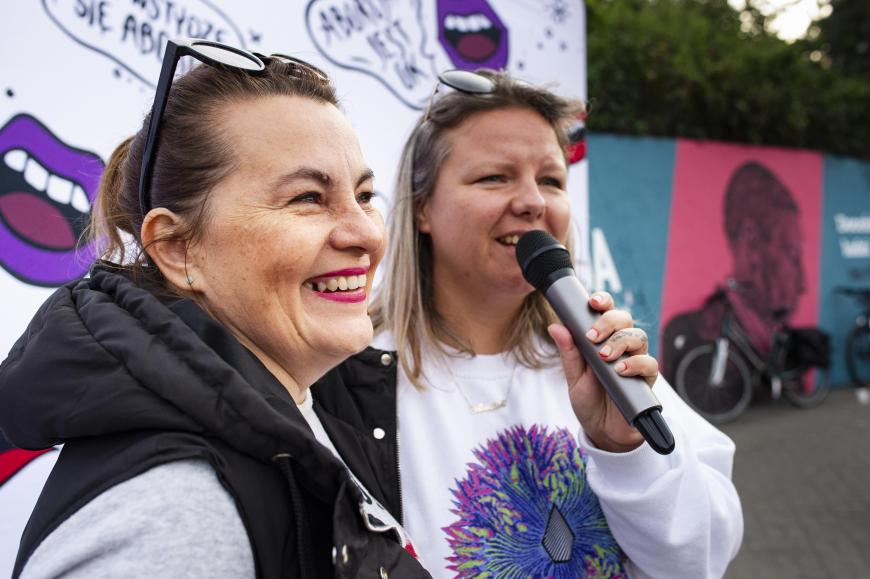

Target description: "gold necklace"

left=451, top=362, right=518, bottom=414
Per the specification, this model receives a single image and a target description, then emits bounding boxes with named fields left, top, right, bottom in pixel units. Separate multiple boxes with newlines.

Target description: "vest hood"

left=0, top=265, right=348, bottom=501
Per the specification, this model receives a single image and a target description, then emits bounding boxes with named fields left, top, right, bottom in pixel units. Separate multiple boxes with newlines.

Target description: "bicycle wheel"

left=782, top=367, right=830, bottom=408
left=776, top=336, right=831, bottom=408
left=675, top=344, right=753, bottom=423
left=846, top=324, right=870, bottom=388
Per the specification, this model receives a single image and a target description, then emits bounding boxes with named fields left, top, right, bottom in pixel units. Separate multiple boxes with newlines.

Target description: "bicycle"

left=673, top=285, right=831, bottom=423
left=835, top=287, right=870, bottom=388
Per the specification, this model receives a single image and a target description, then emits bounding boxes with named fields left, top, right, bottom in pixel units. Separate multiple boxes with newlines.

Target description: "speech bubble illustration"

left=41, top=0, right=246, bottom=88
left=305, top=0, right=438, bottom=110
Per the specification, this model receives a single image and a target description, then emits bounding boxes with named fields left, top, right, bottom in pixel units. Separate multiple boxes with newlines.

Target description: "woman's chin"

left=320, top=319, right=374, bottom=358
left=497, top=276, right=536, bottom=299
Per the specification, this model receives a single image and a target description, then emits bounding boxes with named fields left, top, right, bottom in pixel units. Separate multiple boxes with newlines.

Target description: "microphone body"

left=517, top=231, right=675, bottom=455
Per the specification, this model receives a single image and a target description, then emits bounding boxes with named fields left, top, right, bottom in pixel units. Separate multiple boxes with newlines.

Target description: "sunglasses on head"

left=138, top=38, right=329, bottom=217
left=422, top=69, right=496, bottom=122
left=424, top=69, right=588, bottom=153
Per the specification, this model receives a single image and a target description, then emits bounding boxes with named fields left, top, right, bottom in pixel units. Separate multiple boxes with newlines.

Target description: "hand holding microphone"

left=517, top=230, right=675, bottom=455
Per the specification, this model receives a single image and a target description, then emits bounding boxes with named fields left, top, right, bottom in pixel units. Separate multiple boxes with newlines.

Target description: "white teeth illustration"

left=4, top=148, right=91, bottom=213
left=24, top=158, right=49, bottom=192
left=4, top=149, right=26, bottom=171
left=444, top=12, right=492, bottom=33
left=47, top=174, right=73, bottom=204
left=71, top=185, right=90, bottom=213
left=468, top=15, right=488, bottom=32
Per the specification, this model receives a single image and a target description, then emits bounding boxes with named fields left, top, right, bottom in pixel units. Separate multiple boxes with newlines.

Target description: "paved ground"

left=719, top=386, right=870, bottom=579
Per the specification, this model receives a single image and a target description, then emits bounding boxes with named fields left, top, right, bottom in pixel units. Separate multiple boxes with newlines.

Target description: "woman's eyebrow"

left=270, top=167, right=375, bottom=191
left=357, top=168, right=375, bottom=188
left=271, top=167, right=333, bottom=191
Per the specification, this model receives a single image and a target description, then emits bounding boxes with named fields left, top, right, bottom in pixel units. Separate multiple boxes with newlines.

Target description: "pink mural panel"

left=660, top=139, right=823, bottom=375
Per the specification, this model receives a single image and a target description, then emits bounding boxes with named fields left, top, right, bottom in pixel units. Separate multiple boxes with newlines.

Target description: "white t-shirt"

left=373, top=332, right=743, bottom=579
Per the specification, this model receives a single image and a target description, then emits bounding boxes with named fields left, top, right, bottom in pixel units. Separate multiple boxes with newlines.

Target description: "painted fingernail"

left=586, top=328, right=598, bottom=341
left=616, top=362, right=628, bottom=373
left=591, top=294, right=605, bottom=304
left=599, top=345, right=612, bottom=358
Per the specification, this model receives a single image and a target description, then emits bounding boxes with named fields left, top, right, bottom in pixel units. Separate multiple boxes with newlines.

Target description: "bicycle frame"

left=837, top=286, right=870, bottom=326
left=712, top=314, right=762, bottom=367
left=837, top=286, right=870, bottom=388
left=709, top=306, right=790, bottom=398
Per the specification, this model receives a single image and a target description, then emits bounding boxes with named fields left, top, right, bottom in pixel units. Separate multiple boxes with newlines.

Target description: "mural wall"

left=588, top=133, right=870, bottom=390
left=0, top=1, right=588, bottom=572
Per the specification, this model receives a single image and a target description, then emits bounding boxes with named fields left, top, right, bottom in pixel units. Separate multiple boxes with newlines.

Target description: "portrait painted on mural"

left=659, top=141, right=823, bottom=382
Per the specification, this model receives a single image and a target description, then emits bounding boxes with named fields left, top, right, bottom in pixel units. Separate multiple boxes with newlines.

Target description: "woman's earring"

left=186, top=276, right=194, bottom=286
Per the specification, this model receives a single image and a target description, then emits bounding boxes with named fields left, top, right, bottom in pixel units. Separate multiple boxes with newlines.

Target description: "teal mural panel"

left=587, top=134, right=677, bottom=356
left=820, top=156, right=870, bottom=387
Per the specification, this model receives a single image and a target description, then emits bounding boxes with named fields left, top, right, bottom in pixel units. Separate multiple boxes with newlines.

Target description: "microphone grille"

left=516, top=230, right=573, bottom=290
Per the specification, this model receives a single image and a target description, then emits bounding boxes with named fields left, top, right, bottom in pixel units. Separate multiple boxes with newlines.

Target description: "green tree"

left=585, top=0, right=870, bottom=158
left=815, top=0, right=870, bottom=77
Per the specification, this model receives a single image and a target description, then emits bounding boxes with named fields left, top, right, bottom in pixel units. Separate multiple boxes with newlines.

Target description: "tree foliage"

left=814, top=0, right=870, bottom=77
left=585, top=0, right=870, bottom=158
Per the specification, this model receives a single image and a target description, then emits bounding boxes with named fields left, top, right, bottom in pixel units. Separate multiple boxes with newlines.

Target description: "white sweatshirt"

left=372, top=332, right=743, bottom=579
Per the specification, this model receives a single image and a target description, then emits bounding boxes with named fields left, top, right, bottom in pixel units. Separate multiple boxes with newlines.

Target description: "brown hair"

left=370, top=69, right=585, bottom=389
left=89, top=59, right=338, bottom=288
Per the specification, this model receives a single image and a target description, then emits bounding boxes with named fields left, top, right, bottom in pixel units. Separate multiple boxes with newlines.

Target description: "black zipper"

left=393, top=386, right=405, bottom=526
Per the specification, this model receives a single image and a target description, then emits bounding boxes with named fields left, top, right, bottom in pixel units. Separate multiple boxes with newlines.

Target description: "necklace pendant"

left=469, top=399, right=507, bottom=414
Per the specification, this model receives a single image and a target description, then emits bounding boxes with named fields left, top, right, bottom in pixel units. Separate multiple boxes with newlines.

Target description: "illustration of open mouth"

left=437, top=0, right=509, bottom=70
left=0, top=114, right=103, bottom=286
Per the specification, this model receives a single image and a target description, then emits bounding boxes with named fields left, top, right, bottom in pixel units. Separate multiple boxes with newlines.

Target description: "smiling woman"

left=314, top=69, right=744, bottom=578
left=0, top=40, right=429, bottom=579
left=159, top=95, right=385, bottom=399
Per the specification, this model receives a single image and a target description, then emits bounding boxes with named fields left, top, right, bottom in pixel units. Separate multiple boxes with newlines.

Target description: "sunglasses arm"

left=138, top=42, right=186, bottom=217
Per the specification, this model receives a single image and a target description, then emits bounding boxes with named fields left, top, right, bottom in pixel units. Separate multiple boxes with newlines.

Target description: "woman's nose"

left=330, top=202, right=385, bottom=254
left=510, top=178, right=547, bottom=219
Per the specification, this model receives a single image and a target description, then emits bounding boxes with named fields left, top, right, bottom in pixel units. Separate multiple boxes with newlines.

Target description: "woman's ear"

left=141, top=208, right=193, bottom=291
left=415, top=202, right=431, bottom=234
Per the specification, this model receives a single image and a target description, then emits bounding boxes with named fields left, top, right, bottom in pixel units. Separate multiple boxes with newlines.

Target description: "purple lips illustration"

left=0, top=114, right=103, bottom=286
left=437, top=0, right=509, bottom=70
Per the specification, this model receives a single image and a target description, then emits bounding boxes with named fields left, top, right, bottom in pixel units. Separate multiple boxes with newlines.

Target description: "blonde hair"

left=370, top=70, right=585, bottom=389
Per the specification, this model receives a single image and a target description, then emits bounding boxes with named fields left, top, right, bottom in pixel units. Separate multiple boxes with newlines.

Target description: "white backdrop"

left=0, top=0, right=586, bottom=572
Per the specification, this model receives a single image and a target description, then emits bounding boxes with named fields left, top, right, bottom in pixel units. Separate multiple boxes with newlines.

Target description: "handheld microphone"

left=517, top=230, right=675, bottom=455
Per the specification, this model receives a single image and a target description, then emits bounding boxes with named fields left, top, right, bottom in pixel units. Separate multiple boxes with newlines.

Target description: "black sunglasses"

left=138, top=38, right=329, bottom=217
left=422, top=69, right=496, bottom=122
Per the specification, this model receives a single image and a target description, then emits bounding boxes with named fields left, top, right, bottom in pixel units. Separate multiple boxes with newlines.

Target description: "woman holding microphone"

left=315, top=69, right=743, bottom=578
